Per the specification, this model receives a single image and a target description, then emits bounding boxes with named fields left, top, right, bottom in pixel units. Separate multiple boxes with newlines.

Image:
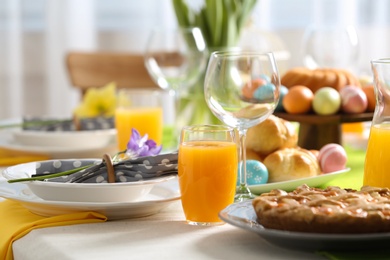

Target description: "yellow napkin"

left=0, top=147, right=50, bottom=166
left=0, top=199, right=107, bottom=260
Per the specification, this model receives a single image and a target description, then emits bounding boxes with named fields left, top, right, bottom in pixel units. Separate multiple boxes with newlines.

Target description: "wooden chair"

left=65, top=51, right=160, bottom=95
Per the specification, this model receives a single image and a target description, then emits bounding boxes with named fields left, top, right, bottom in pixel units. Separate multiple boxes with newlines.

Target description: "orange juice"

left=115, top=107, right=163, bottom=151
left=178, top=140, right=238, bottom=224
left=342, top=122, right=365, bottom=134
left=364, top=123, right=390, bottom=188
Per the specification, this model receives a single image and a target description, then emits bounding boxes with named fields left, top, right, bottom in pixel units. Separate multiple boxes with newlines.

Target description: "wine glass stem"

left=239, top=131, right=248, bottom=186
left=235, top=129, right=255, bottom=202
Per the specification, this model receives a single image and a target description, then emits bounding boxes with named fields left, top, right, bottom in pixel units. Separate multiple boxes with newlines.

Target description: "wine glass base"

left=234, top=185, right=256, bottom=202
left=234, top=193, right=256, bottom=202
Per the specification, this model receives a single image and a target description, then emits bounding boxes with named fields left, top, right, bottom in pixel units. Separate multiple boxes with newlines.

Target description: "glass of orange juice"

left=364, top=58, right=390, bottom=188
left=178, top=125, right=238, bottom=226
left=115, top=89, right=163, bottom=151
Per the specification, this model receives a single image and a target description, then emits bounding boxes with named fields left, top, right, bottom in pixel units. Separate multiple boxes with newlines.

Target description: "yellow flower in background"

left=73, top=82, right=117, bottom=118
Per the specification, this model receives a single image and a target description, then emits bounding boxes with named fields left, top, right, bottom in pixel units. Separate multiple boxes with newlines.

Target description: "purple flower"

left=126, top=128, right=162, bottom=158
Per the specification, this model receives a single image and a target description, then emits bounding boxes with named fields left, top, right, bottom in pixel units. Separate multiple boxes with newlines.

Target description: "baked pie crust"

left=252, top=184, right=390, bottom=233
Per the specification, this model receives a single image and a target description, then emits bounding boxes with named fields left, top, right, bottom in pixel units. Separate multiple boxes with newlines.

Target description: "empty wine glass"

left=302, top=25, right=359, bottom=70
left=144, top=27, right=208, bottom=130
left=204, top=51, right=280, bottom=201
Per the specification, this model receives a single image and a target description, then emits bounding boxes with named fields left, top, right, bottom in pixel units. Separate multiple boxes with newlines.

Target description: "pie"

left=252, top=184, right=390, bottom=233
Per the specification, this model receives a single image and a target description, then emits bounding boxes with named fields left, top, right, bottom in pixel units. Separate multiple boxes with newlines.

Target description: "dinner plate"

left=3, top=158, right=177, bottom=203
left=0, top=177, right=180, bottom=220
left=219, top=200, right=390, bottom=251
left=12, top=128, right=117, bottom=149
left=249, top=168, right=350, bottom=194
left=0, top=128, right=118, bottom=159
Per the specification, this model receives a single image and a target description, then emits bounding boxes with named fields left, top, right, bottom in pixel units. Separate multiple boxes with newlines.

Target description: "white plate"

left=248, top=168, right=350, bottom=194
left=12, top=128, right=117, bottom=149
left=219, top=200, right=390, bottom=251
left=0, top=178, right=180, bottom=220
left=0, top=128, right=118, bottom=159
left=3, top=159, right=176, bottom=203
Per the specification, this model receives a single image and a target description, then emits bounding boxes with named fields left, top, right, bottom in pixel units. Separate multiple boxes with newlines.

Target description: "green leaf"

left=172, top=0, right=192, bottom=27
left=196, top=7, right=212, bottom=47
left=7, top=164, right=93, bottom=183
left=205, top=0, right=223, bottom=47
left=236, top=0, right=257, bottom=35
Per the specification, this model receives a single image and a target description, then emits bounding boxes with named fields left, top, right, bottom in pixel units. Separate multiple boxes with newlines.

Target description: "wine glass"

left=144, top=27, right=208, bottom=133
left=302, top=25, right=359, bottom=70
left=204, top=51, right=280, bottom=201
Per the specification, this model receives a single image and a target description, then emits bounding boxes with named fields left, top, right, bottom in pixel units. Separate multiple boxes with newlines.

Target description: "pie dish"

left=252, top=184, right=390, bottom=233
left=219, top=200, right=390, bottom=251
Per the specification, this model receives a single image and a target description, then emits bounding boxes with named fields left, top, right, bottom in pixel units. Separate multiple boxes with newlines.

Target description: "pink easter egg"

left=339, top=85, right=368, bottom=114
left=318, top=143, right=347, bottom=173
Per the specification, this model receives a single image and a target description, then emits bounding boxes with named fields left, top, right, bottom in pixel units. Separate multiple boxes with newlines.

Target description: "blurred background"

left=1, top=0, right=389, bottom=120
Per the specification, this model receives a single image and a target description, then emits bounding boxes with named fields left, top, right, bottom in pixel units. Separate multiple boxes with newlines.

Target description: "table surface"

left=0, top=171, right=323, bottom=260
left=2, top=133, right=368, bottom=260
left=11, top=200, right=323, bottom=260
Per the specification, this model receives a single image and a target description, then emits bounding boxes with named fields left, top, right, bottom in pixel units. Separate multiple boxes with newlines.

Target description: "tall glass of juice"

left=115, top=89, right=163, bottom=151
left=178, top=125, right=238, bottom=226
left=364, top=59, right=390, bottom=188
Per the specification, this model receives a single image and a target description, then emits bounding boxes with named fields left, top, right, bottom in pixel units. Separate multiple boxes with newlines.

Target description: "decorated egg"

left=253, top=82, right=276, bottom=101
left=259, top=74, right=271, bottom=83
left=237, top=160, right=268, bottom=186
left=312, top=87, right=341, bottom=115
left=339, top=85, right=368, bottom=114
left=362, top=84, right=376, bottom=112
left=275, top=85, right=288, bottom=112
left=283, top=85, right=313, bottom=114
left=318, top=143, right=347, bottom=173
left=242, top=78, right=267, bottom=99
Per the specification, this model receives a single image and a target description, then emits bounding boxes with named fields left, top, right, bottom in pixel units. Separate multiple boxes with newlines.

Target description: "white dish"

left=249, top=168, right=350, bottom=194
left=0, top=129, right=118, bottom=159
left=12, top=128, right=117, bottom=150
left=3, top=159, right=175, bottom=203
left=0, top=178, right=180, bottom=220
left=219, top=200, right=390, bottom=251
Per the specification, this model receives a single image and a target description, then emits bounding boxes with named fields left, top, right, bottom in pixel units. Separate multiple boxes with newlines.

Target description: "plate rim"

left=13, top=128, right=117, bottom=137
left=248, top=168, right=350, bottom=194
left=0, top=178, right=181, bottom=207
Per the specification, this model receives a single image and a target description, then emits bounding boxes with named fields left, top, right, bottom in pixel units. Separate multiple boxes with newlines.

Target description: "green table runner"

left=320, top=145, right=365, bottom=190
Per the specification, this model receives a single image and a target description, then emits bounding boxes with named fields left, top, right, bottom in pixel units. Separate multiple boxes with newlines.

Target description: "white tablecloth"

left=11, top=200, right=323, bottom=260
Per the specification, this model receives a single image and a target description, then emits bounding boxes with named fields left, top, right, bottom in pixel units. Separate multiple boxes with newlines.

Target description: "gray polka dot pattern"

left=34, top=153, right=178, bottom=183
left=23, top=116, right=114, bottom=131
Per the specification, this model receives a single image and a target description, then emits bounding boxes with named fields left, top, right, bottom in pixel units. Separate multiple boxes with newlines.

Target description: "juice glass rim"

left=182, top=124, right=234, bottom=133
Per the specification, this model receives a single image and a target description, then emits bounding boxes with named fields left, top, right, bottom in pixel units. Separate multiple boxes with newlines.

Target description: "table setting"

left=2, top=2, right=390, bottom=259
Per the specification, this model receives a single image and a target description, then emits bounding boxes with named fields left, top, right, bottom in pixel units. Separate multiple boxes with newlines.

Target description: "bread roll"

left=245, top=115, right=298, bottom=156
left=246, top=148, right=265, bottom=162
left=263, top=148, right=320, bottom=182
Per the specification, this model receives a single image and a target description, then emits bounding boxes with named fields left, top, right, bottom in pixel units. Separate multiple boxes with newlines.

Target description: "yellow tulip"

left=73, top=82, right=117, bottom=118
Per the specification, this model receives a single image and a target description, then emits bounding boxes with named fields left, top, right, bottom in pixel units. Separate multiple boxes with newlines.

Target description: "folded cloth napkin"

left=0, top=199, right=107, bottom=260
left=22, top=116, right=114, bottom=131
left=0, top=147, right=50, bottom=167
left=33, top=153, right=178, bottom=183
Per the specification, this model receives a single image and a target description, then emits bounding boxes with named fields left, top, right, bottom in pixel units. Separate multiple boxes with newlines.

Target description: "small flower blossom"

left=125, top=128, right=162, bottom=158
left=73, top=82, right=117, bottom=118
